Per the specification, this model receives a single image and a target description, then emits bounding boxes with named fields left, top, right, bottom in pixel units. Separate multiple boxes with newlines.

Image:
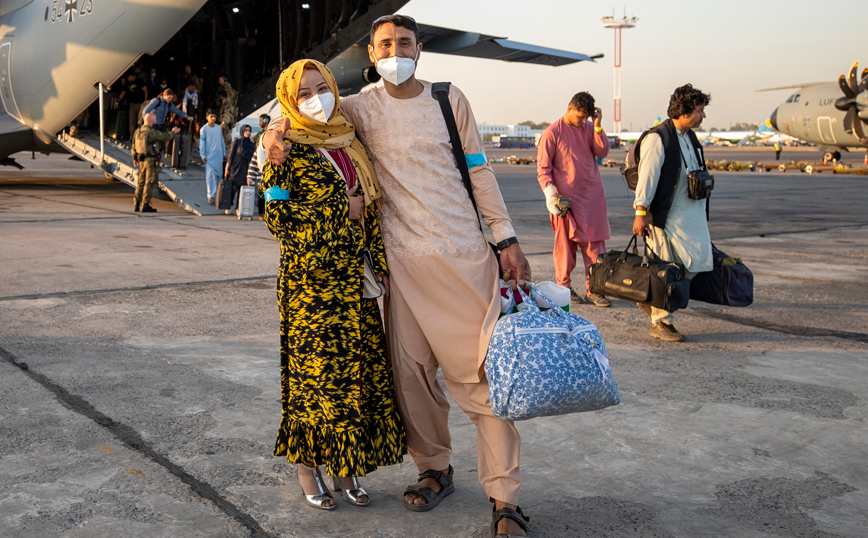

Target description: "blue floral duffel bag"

left=485, top=283, right=620, bottom=421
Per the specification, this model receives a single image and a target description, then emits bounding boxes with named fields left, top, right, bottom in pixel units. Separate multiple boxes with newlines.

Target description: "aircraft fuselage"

left=770, top=85, right=868, bottom=150
left=0, top=0, right=207, bottom=146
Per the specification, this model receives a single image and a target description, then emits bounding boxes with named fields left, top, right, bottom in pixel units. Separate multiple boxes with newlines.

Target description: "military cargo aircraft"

left=0, top=0, right=602, bottom=171
left=765, top=61, right=868, bottom=161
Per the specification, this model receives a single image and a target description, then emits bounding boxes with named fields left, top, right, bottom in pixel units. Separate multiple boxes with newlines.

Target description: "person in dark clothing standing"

left=225, top=124, right=255, bottom=210
left=183, top=65, right=201, bottom=93
left=117, top=73, right=147, bottom=141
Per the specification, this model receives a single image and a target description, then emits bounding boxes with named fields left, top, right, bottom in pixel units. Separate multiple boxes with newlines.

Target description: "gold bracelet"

left=635, top=210, right=647, bottom=216
left=594, top=126, right=603, bottom=132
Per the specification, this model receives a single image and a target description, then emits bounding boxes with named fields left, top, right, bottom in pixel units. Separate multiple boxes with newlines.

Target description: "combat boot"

left=140, top=204, right=157, bottom=213
left=133, top=200, right=141, bottom=212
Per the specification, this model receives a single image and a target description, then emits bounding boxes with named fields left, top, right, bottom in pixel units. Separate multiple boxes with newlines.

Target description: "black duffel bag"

left=589, top=235, right=691, bottom=312
left=689, top=243, right=753, bottom=306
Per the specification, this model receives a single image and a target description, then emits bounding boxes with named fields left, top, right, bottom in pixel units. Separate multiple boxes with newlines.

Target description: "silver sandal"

left=332, top=476, right=371, bottom=507
left=298, top=463, right=335, bottom=510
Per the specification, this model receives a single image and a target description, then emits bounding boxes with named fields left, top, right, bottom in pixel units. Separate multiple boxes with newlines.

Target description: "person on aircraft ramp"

left=131, top=112, right=179, bottom=212
left=142, top=88, right=186, bottom=132
left=116, top=73, right=147, bottom=141
left=200, top=110, right=226, bottom=205
left=216, top=74, right=238, bottom=150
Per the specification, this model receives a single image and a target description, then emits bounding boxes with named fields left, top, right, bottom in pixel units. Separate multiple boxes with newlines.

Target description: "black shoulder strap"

left=685, top=129, right=711, bottom=221
left=686, top=129, right=705, bottom=170
left=431, top=82, right=479, bottom=216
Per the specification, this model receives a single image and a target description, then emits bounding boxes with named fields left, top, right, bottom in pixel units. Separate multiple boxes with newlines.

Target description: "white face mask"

left=297, top=91, right=335, bottom=123
left=375, top=48, right=418, bottom=86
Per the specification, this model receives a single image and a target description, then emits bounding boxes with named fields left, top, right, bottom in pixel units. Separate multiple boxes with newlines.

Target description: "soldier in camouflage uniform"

left=131, top=112, right=180, bottom=212
left=216, top=74, right=238, bottom=151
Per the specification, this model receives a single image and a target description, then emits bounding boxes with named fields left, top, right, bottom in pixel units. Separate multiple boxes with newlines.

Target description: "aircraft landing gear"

left=823, top=151, right=841, bottom=162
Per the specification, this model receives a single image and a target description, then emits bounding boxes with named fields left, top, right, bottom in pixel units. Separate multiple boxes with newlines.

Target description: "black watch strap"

left=496, top=237, right=518, bottom=250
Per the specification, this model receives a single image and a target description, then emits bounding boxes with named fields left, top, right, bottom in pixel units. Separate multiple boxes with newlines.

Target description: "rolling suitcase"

left=178, top=133, right=192, bottom=168
left=105, top=108, right=129, bottom=141
left=236, top=185, right=256, bottom=220
left=170, top=133, right=192, bottom=169
left=215, top=178, right=234, bottom=210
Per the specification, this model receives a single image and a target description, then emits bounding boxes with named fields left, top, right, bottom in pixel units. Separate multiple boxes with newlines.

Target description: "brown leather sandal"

left=402, top=465, right=455, bottom=512
left=490, top=505, right=530, bottom=537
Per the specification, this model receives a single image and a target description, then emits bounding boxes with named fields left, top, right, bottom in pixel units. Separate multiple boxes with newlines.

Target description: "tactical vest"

left=134, top=126, right=157, bottom=158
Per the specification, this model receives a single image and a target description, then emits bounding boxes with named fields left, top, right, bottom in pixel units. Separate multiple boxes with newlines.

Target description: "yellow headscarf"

left=276, top=59, right=381, bottom=207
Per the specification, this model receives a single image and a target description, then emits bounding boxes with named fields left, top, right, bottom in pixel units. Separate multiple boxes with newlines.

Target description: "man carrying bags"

left=633, top=84, right=713, bottom=341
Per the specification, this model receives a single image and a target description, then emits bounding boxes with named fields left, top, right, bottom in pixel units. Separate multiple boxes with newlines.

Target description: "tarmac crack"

left=0, top=344, right=277, bottom=538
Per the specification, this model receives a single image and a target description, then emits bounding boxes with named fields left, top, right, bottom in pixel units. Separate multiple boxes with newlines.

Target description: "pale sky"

left=402, top=0, right=867, bottom=131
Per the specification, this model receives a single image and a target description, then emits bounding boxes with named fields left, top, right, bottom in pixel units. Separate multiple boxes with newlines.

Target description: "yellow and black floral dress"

left=260, top=143, right=405, bottom=477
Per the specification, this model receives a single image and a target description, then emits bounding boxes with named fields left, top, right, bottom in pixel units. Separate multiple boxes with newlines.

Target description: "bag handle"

left=514, top=282, right=566, bottom=317
left=621, top=234, right=664, bottom=265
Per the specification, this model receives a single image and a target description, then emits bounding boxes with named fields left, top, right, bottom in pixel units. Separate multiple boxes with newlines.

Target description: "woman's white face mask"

left=375, top=48, right=418, bottom=86
left=298, top=91, right=335, bottom=123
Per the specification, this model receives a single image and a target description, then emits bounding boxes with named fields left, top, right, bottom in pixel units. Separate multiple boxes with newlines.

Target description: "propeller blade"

left=859, top=68, right=868, bottom=94
left=848, top=61, right=860, bottom=95
left=839, top=74, right=856, bottom=98
left=853, top=114, right=866, bottom=141
left=835, top=96, right=853, bottom=111
left=842, top=108, right=854, bottom=134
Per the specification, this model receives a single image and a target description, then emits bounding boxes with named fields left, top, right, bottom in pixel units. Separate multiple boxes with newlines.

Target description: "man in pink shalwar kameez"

left=537, top=92, right=612, bottom=307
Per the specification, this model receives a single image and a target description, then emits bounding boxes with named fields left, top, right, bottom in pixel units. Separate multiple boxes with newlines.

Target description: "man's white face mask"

left=375, top=48, right=418, bottom=86
left=298, top=91, right=335, bottom=123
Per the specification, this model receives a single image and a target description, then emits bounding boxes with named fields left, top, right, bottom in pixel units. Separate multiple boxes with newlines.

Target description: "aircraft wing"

left=410, top=23, right=602, bottom=66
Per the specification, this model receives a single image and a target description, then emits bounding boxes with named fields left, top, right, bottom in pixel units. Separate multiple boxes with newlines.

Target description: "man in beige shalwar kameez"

left=265, top=14, right=532, bottom=538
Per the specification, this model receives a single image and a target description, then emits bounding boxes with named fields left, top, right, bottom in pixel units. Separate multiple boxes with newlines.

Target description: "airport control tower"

left=601, top=12, right=638, bottom=135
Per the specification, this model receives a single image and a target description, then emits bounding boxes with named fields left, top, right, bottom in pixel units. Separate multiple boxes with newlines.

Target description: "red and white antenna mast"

left=601, top=11, right=638, bottom=134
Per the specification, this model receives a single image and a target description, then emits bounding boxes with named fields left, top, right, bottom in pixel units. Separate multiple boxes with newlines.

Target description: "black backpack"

left=620, top=127, right=670, bottom=192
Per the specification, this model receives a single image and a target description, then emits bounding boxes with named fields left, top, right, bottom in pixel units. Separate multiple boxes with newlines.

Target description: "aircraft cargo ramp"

left=55, top=131, right=224, bottom=216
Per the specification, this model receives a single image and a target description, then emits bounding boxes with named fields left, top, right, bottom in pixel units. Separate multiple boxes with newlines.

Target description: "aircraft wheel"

left=778, top=164, right=787, bottom=173
left=823, top=151, right=834, bottom=162
left=833, top=151, right=841, bottom=161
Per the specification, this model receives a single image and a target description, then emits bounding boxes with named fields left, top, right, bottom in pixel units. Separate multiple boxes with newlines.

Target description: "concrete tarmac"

left=1, top=148, right=867, bottom=538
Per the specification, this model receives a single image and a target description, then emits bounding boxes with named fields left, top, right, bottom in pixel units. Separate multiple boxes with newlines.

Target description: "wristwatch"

left=496, top=237, right=519, bottom=250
